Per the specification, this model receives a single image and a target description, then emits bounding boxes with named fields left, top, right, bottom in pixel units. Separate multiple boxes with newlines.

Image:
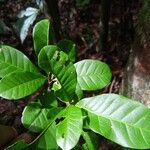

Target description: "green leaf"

left=0, top=45, right=39, bottom=78
left=26, top=107, right=64, bottom=150
left=0, top=71, right=46, bottom=100
left=74, top=59, right=112, bottom=91
left=38, top=90, right=58, bottom=108
left=38, top=45, right=77, bottom=102
left=75, top=83, right=83, bottom=100
left=33, top=19, right=49, bottom=55
left=22, top=102, right=51, bottom=132
left=76, top=94, right=150, bottom=149
left=5, top=140, right=28, bottom=150
left=52, top=79, right=62, bottom=92
left=56, top=106, right=83, bottom=150
left=33, top=122, right=58, bottom=150
left=57, top=39, right=76, bottom=63
left=16, top=7, right=39, bottom=43
left=82, top=131, right=100, bottom=150
left=38, top=45, right=67, bottom=73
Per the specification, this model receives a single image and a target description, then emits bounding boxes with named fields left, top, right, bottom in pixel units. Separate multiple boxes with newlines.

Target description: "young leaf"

left=16, top=7, right=39, bottom=43
left=0, top=71, right=46, bottom=100
left=38, top=45, right=77, bottom=102
left=38, top=45, right=66, bottom=73
left=33, top=123, right=58, bottom=150
left=76, top=94, right=150, bottom=149
left=52, top=79, right=62, bottom=92
left=56, top=106, right=83, bottom=150
left=0, top=45, right=39, bottom=78
left=74, top=59, right=112, bottom=91
left=22, top=102, right=51, bottom=132
left=33, top=19, right=49, bottom=55
left=57, top=39, right=77, bottom=63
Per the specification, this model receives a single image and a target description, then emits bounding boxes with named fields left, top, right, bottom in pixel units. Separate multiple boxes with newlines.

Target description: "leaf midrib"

left=0, top=75, right=46, bottom=94
left=0, top=58, right=37, bottom=73
left=30, top=108, right=49, bottom=131
left=0, top=61, right=23, bottom=71
left=86, top=108, right=150, bottom=133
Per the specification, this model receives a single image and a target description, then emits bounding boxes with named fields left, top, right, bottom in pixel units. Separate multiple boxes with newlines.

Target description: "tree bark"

left=121, top=40, right=150, bottom=105
left=99, top=0, right=111, bottom=51
left=120, top=1, right=150, bottom=105
left=44, top=0, right=61, bottom=42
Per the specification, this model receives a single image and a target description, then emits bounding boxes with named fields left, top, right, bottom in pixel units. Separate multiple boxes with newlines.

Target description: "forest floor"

left=0, top=0, right=140, bottom=149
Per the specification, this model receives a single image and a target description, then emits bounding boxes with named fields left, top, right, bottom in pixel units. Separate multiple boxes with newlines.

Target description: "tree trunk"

left=99, top=0, right=111, bottom=51
left=120, top=40, right=150, bottom=105
left=120, top=0, right=150, bottom=105
left=44, top=0, right=61, bottom=42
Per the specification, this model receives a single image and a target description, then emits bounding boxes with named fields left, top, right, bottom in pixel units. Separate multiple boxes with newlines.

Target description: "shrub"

left=1, top=19, right=150, bottom=150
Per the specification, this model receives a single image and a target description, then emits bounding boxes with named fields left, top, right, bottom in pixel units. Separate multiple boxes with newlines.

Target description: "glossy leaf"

left=82, top=131, right=100, bottom=150
left=0, top=45, right=39, bottom=78
left=0, top=71, right=46, bottom=100
left=33, top=19, right=49, bottom=55
left=26, top=107, right=64, bottom=150
left=17, top=7, right=39, bottom=43
left=34, top=123, right=58, bottom=150
left=56, top=106, right=83, bottom=150
left=38, top=45, right=67, bottom=73
left=22, top=102, right=51, bottom=132
left=76, top=94, right=150, bottom=149
left=38, top=45, right=77, bottom=101
left=75, top=83, right=83, bottom=100
left=74, top=59, right=112, bottom=91
left=57, top=39, right=76, bottom=63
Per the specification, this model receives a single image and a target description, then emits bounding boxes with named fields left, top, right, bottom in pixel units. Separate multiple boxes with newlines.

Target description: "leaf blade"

left=33, top=19, right=49, bottom=55
left=22, top=102, right=51, bottom=132
left=82, top=131, right=100, bottom=150
left=16, top=7, right=39, bottom=43
left=56, top=106, right=83, bottom=150
left=0, top=71, right=46, bottom=100
left=34, top=123, right=58, bottom=150
left=76, top=94, right=150, bottom=149
left=57, top=39, right=76, bottom=63
left=74, top=59, right=112, bottom=90
left=38, top=45, right=77, bottom=101
left=0, top=45, right=39, bottom=78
